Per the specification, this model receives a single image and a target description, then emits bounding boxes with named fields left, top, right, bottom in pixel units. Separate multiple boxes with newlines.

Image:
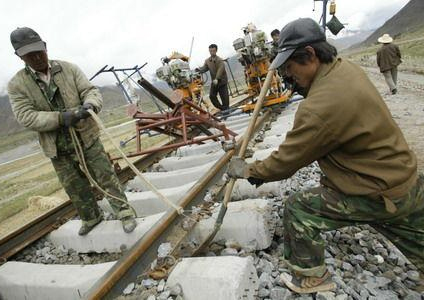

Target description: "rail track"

left=0, top=95, right=300, bottom=300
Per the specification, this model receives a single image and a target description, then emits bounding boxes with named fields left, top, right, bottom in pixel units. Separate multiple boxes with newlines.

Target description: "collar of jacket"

left=309, top=57, right=340, bottom=91
left=25, top=60, right=63, bottom=77
left=209, top=56, right=218, bottom=62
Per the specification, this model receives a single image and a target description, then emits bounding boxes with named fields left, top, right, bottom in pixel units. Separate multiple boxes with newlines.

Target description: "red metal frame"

left=117, top=98, right=237, bottom=160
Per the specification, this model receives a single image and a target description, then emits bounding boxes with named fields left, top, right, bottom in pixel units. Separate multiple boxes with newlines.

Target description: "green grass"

left=0, top=129, right=38, bottom=154
left=0, top=179, right=62, bottom=223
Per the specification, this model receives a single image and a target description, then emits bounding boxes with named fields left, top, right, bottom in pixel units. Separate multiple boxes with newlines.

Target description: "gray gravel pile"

left=12, top=238, right=121, bottom=265
left=119, top=163, right=424, bottom=299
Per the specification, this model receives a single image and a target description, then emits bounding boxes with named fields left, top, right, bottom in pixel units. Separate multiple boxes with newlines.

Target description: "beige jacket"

left=249, top=58, right=417, bottom=203
left=198, top=55, right=228, bottom=84
left=8, top=60, right=103, bottom=158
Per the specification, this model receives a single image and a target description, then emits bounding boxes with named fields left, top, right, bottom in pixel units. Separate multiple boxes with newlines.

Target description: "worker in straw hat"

left=227, top=18, right=423, bottom=293
left=377, top=33, right=402, bottom=95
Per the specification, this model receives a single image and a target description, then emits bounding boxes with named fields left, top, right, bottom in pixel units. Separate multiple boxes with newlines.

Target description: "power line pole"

left=314, top=0, right=329, bottom=33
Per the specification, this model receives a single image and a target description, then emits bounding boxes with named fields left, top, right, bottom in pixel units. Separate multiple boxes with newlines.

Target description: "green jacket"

left=7, top=60, right=103, bottom=158
left=249, top=58, right=417, bottom=203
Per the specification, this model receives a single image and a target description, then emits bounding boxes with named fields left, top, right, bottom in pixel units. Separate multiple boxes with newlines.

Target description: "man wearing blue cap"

left=227, top=18, right=423, bottom=293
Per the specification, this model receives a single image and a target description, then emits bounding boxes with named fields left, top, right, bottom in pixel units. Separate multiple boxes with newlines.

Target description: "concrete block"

left=223, top=117, right=250, bottom=127
left=232, top=179, right=281, bottom=200
left=0, top=261, right=114, bottom=300
left=48, top=213, right=164, bottom=253
left=265, top=121, right=294, bottom=137
left=176, top=142, right=222, bottom=157
left=102, top=181, right=195, bottom=216
left=255, top=135, right=284, bottom=150
left=126, top=161, right=214, bottom=190
left=247, top=148, right=275, bottom=161
left=167, top=256, right=258, bottom=300
left=156, top=151, right=224, bottom=171
left=191, top=199, right=275, bottom=250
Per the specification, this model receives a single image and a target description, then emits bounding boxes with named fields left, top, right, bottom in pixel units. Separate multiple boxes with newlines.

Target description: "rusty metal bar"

left=137, top=76, right=176, bottom=109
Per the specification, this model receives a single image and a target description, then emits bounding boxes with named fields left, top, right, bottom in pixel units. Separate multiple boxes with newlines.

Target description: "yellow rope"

left=69, top=127, right=138, bottom=217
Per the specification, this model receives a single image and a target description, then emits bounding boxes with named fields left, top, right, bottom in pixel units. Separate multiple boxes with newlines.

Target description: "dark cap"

left=10, top=27, right=46, bottom=56
left=269, top=18, right=326, bottom=70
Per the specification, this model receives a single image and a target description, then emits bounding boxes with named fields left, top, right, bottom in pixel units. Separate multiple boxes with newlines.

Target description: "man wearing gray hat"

left=7, top=27, right=137, bottom=235
left=227, top=18, right=423, bottom=293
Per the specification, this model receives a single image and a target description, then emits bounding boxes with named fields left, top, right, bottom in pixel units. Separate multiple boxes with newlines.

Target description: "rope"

left=77, top=110, right=185, bottom=215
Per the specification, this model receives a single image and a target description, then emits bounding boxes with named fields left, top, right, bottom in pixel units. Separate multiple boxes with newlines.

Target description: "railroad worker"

left=269, top=29, right=280, bottom=63
left=195, top=44, right=230, bottom=111
left=227, top=18, right=423, bottom=293
left=377, top=33, right=402, bottom=95
left=7, top=27, right=137, bottom=235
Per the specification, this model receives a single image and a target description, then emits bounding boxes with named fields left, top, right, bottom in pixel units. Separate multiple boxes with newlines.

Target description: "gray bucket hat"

left=270, top=18, right=326, bottom=70
left=10, top=27, right=46, bottom=56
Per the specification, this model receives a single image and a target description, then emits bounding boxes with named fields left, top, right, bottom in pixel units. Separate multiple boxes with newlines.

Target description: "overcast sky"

left=0, top=0, right=409, bottom=93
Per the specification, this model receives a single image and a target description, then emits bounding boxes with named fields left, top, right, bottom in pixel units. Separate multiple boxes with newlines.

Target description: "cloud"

left=0, top=0, right=409, bottom=92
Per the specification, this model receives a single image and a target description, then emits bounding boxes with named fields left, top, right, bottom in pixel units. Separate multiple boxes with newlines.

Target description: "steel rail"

left=85, top=109, right=271, bottom=299
left=0, top=95, right=251, bottom=264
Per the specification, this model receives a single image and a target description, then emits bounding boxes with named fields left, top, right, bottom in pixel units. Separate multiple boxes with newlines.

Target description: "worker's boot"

left=78, top=214, right=103, bottom=236
left=122, top=216, right=137, bottom=233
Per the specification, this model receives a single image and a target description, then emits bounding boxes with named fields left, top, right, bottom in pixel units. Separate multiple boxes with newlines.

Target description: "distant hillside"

left=329, top=30, right=374, bottom=50
left=362, top=0, right=424, bottom=46
left=0, top=82, right=174, bottom=136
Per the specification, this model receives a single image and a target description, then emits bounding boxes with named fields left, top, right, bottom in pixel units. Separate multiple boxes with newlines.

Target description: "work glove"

left=76, top=103, right=94, bottom=120
left=227, top=156, right=250, bottom=179
left=212, top=79, right=219, bottom=86
left=60, top=111, right=81, bottom=127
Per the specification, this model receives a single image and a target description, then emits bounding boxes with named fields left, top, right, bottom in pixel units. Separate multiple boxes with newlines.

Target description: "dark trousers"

left=209, top=83, right=229, bottom=111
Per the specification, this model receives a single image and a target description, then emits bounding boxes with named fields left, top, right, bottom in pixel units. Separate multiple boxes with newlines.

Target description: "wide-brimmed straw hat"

left=378, top=33, right=393, bottom=44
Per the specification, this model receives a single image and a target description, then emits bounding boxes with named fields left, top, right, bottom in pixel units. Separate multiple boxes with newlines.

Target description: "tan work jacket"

left=249, top=58, right=417, bottom=205
left=8, top=60, right=103, bottom=158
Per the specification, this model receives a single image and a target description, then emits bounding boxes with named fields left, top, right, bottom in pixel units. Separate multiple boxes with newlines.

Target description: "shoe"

left=391, top=88, right=397, bottom=95
left=122, top=216, right=137, bottom=233
left=279, top=270, right=336, bottom=294
left=78, top=215, right=103, bottom=236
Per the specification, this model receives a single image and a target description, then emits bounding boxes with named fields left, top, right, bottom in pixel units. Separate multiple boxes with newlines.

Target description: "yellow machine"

left=233, top=23, right=290, bottom=111
left=156, top=52, right=209, bottom=109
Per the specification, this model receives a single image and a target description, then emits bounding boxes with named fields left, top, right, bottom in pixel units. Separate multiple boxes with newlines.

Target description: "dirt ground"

left=363, top=67, right=424, bottom=172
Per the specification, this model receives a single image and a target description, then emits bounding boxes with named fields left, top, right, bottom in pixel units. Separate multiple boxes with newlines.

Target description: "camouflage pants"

left=283, top=174, right=424, bottom=277
left=51, top=139, right=134, bottom=225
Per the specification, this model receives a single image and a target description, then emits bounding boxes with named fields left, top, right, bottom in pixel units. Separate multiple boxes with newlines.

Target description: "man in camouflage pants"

left=228, top=18, right=424, bottom=292
left=8, top=27, right=137, bottom=235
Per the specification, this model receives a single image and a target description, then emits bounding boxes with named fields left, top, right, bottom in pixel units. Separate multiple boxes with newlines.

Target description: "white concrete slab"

left=48, top=213, right=164, bottom=253
left=255, top=135, right=284, bottom=150
left=167, top=256, right=258, bottom=300
left=126, top=161, right=214, bottom=190
left=247, top=148, right=275, bottom=162
left=156, top=151, right=224, bottom=171
left=232, top=179, right=281, bottom=200
left=101, top=181, right=195, bottom=216
left=191, top=199, right=275, bottom=250
left=176, top=142, right=222, bottom=157
left=0, top=261, right=114, bottom=300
